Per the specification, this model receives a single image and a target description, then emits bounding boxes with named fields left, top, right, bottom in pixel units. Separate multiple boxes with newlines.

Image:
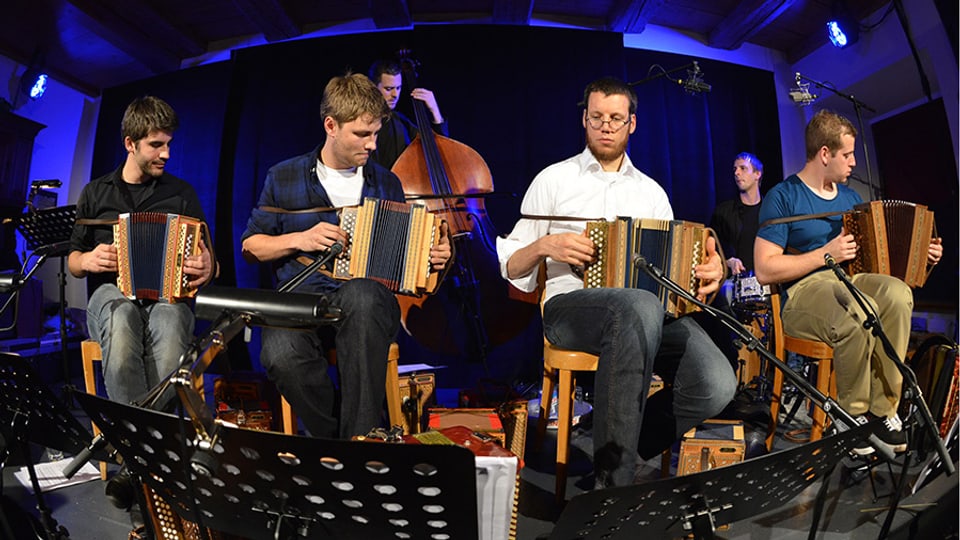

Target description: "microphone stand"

left=63, top=245, right=345, bottom=478
left=821, top=254, right=955, bottom=537
left=796, top=73, right=880, bottom=200
left=631, top=255, right=894, bottom=458
left=633, top=254, right=898, bottom=538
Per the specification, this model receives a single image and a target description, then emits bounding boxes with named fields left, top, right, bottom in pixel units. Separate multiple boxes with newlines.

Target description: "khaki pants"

left=782, top=271, right=913, bottom=417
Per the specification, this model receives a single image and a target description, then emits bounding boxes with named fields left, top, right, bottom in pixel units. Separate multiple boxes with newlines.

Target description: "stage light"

left=28, top=73, right=47, bottom=100
left=827, top=1, right=859, bottom=48
left=19, top=68, right=48, bottom=101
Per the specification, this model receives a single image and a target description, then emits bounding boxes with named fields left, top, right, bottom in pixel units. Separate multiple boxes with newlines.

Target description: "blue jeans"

left=260, top=278, right=400, bottom=439
left=86, top=284, right=194, bottom=405
left=544, top=287, right=737, bottom=487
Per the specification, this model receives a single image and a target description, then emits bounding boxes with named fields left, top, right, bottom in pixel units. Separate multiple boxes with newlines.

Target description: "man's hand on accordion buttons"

left=84, top=243, right=118, bottom=274
left=824, top=228, right=858, bottom=264
left=302, top=221, right=348, bottom=254
left=695, top=236, right=724, bottom=300
left=184, top=239, right=214, bottom=290
left=430, top=221, right=452, bottom=271
left=544, top=232, right=597, bottom=267
left=928, top=237, right=943, bottom=266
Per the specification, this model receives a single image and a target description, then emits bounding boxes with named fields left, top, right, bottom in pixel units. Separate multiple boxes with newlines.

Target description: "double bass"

left=389, top=52, right=539, bottom=368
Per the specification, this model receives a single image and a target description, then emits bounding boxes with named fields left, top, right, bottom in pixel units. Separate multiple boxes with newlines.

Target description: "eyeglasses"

left=585, top=115, right=631, bottom=132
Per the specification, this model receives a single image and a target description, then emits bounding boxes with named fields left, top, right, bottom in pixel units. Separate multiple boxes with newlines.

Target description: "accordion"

left=583, top=217, right=712, bottom=317
left=841, top=200, right=936, bottom=288
left=333, top=197, right=442, bottom=296
left=114, top=212, right=209, bottom=302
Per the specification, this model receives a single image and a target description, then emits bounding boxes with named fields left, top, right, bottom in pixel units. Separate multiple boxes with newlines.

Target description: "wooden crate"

left=677, top=419, right=745, bottom=476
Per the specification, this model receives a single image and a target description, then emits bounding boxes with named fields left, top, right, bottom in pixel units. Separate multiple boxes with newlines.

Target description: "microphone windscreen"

left=195, top=286, right=340, bottom=328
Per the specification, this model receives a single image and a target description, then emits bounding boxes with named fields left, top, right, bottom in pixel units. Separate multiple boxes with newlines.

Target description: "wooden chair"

left=532, top=267, right=670, bottom=502
left=535, top=334, right=599, bottom=502
left=766, top=290, right=836, bottom=451
left=280, top=342, right=402, bottom=435
left=81, top=339, right=205, bottom=480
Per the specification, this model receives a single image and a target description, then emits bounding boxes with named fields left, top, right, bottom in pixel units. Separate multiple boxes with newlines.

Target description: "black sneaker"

left=875, top=414, right=907, bottom=453
left=105, top=466, right=137, bottom=510
left=851, top=413, right=907, bottom=456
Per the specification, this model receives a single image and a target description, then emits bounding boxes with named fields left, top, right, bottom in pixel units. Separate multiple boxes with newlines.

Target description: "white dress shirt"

left=497, top=147, right=673, bottom=303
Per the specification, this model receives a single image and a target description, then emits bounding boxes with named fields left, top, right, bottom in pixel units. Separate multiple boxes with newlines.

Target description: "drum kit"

left=731, top=271, right=773, bottom=397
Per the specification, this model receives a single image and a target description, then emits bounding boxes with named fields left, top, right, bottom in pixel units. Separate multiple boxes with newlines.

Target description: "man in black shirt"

left=367, top=59, right=448, bottom=169
left=710, top=152, right=763, bottom=277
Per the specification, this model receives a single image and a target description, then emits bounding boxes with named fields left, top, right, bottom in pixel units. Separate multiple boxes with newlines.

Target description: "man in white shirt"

left=497, top=77, right=736, bottom=488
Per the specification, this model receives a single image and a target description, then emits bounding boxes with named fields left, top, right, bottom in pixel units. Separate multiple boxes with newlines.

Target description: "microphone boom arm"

left=632, top=255, right=896, bottom=461
left=822, top=254, right=954, bottom=475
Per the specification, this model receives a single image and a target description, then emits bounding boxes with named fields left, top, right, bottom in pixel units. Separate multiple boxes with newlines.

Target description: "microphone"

left=824, top=252, right=839, bottom=269
left=679, top=61, right=711, bottom=94
left=0, top=271, right=22, bottom=293
left=824, top=252, right=848, bottom=282
left=30, top=179, right=62, bottom=189
left=33, top=241, right=71, bottom=258
left=789, top=72, right=817, bottom=105
left=327, top=241, right=344, bottom=256
left=632, top=254, right=664, bottom=278
left=194, top=286, right=341, bottom=328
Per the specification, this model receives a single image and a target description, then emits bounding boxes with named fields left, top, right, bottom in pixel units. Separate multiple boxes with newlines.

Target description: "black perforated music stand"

left=74, top=391, right=481, bottom=539
left=13, top=205, right=78, bottom=406
left=0, top=352, right=107, bottom=540
left=0, top=352, right=98, bottom=457
left=550, top=422, right=874, bottom=540
left=14, top=206, right=76, bottom=251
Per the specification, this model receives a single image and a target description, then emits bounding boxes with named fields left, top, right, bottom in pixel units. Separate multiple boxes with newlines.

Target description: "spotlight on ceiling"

left=23, top=70, right=48, bottom=100
left=827, top=1, right=859, bottom=49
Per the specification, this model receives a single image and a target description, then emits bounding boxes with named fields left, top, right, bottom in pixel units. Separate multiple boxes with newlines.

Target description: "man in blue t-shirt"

left=755, top=110, right=942, bottom=456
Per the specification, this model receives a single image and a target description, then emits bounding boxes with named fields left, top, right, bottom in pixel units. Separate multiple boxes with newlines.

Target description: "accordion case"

left=583, top=217, right=713, bottom=317
left=114, top=212, right=209, bottom=302
left=841, top=200, right=936, bottom=288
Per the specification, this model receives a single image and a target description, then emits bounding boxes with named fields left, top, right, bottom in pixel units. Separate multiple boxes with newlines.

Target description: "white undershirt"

left=316, top=159, right=364, bottom=207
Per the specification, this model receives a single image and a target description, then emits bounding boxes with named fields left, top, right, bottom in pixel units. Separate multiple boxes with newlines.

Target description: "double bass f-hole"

left=390, top=50, right=538, bottom=364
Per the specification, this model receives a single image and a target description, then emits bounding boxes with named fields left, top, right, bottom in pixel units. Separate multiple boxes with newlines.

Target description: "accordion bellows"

left=841, top=200, right=936, bottom=288
left=583, top=218, right=710, bottom=317
left=114, top=212, right=208, bottom=302
left=334, top=198, right=441, bottom=296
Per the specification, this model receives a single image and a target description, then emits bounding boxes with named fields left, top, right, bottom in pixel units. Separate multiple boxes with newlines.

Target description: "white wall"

left=0, top=54, right=99, bottom=312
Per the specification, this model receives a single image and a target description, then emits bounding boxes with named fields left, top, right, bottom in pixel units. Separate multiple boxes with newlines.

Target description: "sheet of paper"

left=12, top=460, right=101, bottom=494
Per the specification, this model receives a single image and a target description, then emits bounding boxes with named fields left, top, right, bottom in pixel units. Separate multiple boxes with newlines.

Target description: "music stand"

left=14, top=205, right=78, bottom=406
left=0, top=352, right=107, bottom=540
left=550, top=422, right=874, bottom=539
left=74, top=391, right=481, bottom=540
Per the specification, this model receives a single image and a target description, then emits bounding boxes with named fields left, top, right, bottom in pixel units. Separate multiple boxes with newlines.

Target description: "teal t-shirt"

left=758, top=174, right=863, bottom=253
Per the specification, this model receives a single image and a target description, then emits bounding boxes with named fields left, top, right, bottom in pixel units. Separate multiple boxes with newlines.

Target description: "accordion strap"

left=259, top=205, right=339, bottom=214
left=520, top=213, right=602, bottom=222
left=758, top=210, right=846, bottom=229
left=75, top=217, right=119, bottom=226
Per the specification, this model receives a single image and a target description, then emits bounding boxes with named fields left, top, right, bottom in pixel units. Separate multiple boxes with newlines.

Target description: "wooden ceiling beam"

left=607, top=0, right=664, bottom=34
left=708, top=0, right=800, bottom=50
left=371, top=0, right=412, bottom=29
left=493, top=0, right=533, bottom=25
left=231, top=0, right=301, bottom=42
left=66, top=0, right=203, bottom=73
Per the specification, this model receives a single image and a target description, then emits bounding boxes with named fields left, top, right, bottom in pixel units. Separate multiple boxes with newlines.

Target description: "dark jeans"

left=544, top=287, right=737, bottom=487
left=260, top=279, right=400, bottom=439
left=86, top=284, right=194, bottom=405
